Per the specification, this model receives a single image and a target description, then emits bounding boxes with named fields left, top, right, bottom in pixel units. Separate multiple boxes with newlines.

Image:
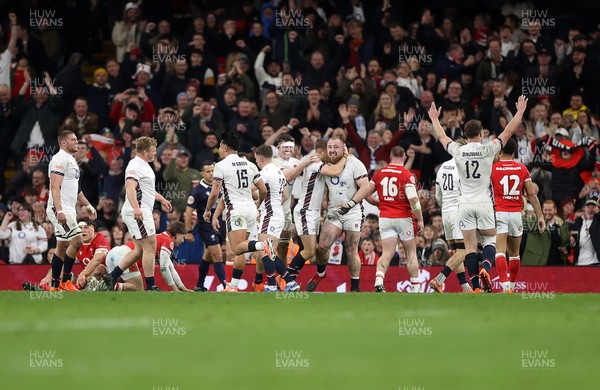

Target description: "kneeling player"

left=30, top=219, right=109, bottom=291
left=492, top=139, right=544, bottom=292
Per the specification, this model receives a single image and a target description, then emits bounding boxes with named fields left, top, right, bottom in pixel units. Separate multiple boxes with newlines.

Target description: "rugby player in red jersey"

left=491, top=138, right=545, bottom=292
left=367, top=146, right=424, bottom=292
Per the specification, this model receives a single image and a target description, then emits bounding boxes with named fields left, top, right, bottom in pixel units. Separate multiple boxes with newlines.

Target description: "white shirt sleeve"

left=158, top=248, right=175, bottom=286
left=447, top=142, right=459, bottom=158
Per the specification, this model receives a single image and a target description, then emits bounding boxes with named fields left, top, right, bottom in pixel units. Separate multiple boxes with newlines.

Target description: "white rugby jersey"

left=435, top=158, right=460, bottom=213
left=122, top=156, right=156, bottom=212
left=214, top=154, right=260, bottom=210
left=47, top=149, right=80, bottom=212
left=259, top=162, right=287, bottom=216
left=326, top=156, right=368, bottom=209
left=296, top=161, right=325, bottom=211
left=273, top=156, right=301, bottom=212
left=447, top=140, right=501, bottom=204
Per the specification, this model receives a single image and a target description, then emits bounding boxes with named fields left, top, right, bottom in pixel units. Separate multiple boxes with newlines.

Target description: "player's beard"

left=329, top=152, right=341, bottom=163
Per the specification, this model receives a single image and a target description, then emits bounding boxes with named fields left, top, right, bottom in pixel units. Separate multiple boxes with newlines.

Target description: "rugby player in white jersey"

left=47, top=130, right=97, bottom=291
left=307, top=137, right=372, bottom=292
left=203, top=132, right=270, bottom=292
left=429, top=155, right=474, bottom=293
left=105, top=136, right=172, bottom=291
left=254, top=145, right=295, bottom=291
left=272, top=135, right=302, bottom=268
left=428, top=95, right=528, bottom=292
left=281, top=140, right=348, bottom=290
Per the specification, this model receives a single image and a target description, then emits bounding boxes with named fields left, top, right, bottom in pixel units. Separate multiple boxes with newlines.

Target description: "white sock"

left=375, top=272, right=385, bottom=286
left=461, top=283, right=472, bottom=292
left=410, top=278, right=420, bottom=293
left=435, top=273, right=447, bottom=284
left=501, top=281, right=510, bottom=292
left=230, top=278, right=240, bottom=288
left=509, top=282, right=515, bottom=290
left=254, top=241, right=265, bottom=251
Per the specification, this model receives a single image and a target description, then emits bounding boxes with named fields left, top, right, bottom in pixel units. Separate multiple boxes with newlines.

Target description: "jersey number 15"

left=236, top=169, right=249, bottom=188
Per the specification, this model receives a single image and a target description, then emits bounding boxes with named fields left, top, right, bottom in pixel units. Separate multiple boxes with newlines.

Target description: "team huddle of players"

left=25, top=95, right=543, bottom=293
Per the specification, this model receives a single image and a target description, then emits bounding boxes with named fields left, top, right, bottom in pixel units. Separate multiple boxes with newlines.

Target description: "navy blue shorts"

left=198, top=222, right=221, bottom=247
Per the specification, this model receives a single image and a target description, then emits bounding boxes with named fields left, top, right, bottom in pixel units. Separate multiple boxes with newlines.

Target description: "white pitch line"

left=0, top=318, right=152, bottom=333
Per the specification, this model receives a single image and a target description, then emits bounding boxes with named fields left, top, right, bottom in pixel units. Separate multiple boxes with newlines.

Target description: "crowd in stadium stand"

left=0, top=1, right=599, bottom=267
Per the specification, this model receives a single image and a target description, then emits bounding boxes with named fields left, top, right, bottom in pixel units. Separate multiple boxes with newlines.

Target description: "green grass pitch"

left=0, top=292, right=596, bottom=389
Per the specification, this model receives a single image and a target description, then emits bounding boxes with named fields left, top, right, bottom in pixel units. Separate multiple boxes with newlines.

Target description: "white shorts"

left=496, top=211, right=523, bottom=237
left=46, top=207, right=81, bottom=242
left=458, top=202, right=496, bottom=231
left=122, top=209, right=156, bottom=240
left=225, top=207, right=257, bottom=233
left=258, top=210, right=284, bottom=237
left=105, top=246, right=141, bottom=281
left=379, top=217, right=416, bottom=241
left=294, top=207, right=321, bottom=236
left=325, top=208, right=363, bottom=232
left=443, top=210, right=463, bottom=241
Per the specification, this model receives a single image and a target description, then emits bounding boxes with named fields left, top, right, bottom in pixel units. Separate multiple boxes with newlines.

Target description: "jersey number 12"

left=465, top=161, right=481, bottom=179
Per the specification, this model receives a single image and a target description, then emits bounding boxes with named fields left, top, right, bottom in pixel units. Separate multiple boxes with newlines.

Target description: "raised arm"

left=428, top=102, right=452, bottom=150
left=7, top=13, right=17, bottom=55
left=498, top=95, right=528, bottom=146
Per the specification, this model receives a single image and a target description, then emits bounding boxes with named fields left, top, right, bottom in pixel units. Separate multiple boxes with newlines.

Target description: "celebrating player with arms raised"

left=492, top=138, right=545, bottom=292
left=428, top=95, right=528, bottom=292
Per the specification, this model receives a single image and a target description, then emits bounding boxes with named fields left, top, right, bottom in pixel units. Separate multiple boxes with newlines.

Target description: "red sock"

left=495, top=254, right=508, bottom=283
left=509, top=257, right=520, bottom=283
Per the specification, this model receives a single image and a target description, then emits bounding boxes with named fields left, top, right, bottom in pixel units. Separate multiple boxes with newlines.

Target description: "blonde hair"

left=134, top=136, right=157, bottom=153
left=374, top=92, right=397, bottom=120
